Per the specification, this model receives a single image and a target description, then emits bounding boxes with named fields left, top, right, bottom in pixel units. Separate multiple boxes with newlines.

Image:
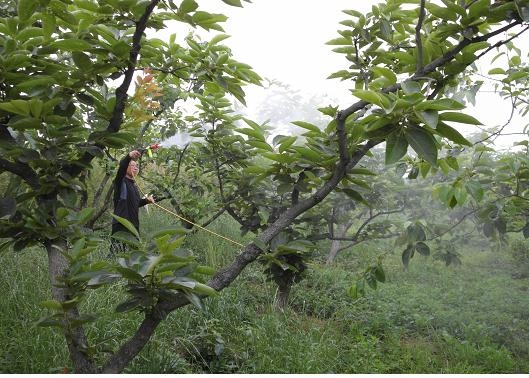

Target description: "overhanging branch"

left=65, top=0, right=161, bottom=178
left=0, top=158, right=40, bottom=190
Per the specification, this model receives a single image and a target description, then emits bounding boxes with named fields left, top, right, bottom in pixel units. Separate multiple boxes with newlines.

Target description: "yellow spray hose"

left=133, top=174, right=244, bottom=248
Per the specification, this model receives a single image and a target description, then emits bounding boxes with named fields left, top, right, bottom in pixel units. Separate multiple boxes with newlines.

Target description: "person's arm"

left=115, top=150, right=141, bottom=182
left=139, top=195, right=155, bottom=207
left=115, top=154, right=131, bottom=184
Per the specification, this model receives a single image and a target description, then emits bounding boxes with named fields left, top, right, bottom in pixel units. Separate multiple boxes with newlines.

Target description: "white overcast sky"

left=161, top=1, right=529, bottom=149
left=204, top=0, right=372, bottom=106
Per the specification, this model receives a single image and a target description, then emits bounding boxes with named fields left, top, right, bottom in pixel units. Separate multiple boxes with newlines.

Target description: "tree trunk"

left=45, top=239, right=97, bottom=373
left=275, top=283, right=291, bottom=311
left=326, top=238, right=342, bottom=265
left=326, top=222, right=351, bottom=265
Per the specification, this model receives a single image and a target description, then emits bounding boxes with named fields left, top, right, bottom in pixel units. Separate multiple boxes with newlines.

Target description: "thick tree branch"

left=101, top=310, right=169, bottom=373
left=206, top=140, right=380, bottom=291
left=0, top=157, right=40, bottom=190
left=65, top=0, right=161, bottom=177
left=337, top=20, right=523, bottom=122
left=415, top=0, right=426, bottom=72
left=108, top=0, right=161, bottom=133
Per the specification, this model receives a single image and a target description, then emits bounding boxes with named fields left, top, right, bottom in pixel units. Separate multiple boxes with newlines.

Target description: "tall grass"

left=2, top=210, right=529, bottom=373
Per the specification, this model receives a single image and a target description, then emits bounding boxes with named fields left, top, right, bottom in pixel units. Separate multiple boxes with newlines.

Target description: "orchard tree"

left=2, top=0, right=529, bottom=373
left=0, top=0, right=258, bottom=372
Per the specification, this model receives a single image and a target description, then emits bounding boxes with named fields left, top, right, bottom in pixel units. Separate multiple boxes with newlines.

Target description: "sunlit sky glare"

left=158, top=1, right=529, bottom=149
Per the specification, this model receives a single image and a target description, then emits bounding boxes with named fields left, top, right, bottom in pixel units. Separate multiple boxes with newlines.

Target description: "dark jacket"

left=111, top=154, right=149, bottom=235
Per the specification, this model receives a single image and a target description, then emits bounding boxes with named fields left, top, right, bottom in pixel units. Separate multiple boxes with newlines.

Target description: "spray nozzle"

left=139, top=143, right=161, bottom=157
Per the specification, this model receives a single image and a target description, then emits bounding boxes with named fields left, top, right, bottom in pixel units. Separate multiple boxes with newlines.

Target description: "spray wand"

left=138, top=143, right=161, bottom=158
left=135, top=143, right=172, bottom=202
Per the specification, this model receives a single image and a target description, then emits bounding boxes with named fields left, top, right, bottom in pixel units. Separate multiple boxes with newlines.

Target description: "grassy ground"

left=1, top=212, right=529, bottom=373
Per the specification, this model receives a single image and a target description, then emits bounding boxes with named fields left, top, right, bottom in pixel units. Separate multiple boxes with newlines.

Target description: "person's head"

left=126, top=160, right=139, bottom=178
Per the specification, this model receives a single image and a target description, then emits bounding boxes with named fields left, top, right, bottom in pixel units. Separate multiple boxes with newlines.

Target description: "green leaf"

left=278, top=136, right=297, bottom=153
left=445, top=156, right=459, bottom=170
left=179, top=0, right=199, bottom=13
left=193, top=282, right=218, bottom=297
left=262, top=153, right=296, bottom=164
left=417, top=110, right=439, bottom=129
left=221, top=0, right=243, bottom=6
left=237, top=127, right=265, bottom=141
left=401, top=80, right=422, bottom=94
left=468, top=0, right=490, bottom=19
left=35, top=317, right=63, bottom=328
left=0, top=100, right=31, bottom=116
left=243, top=165, right=267, bottom=174
left=342, top=188, right=365, bottom=203
left=111, top=214, right=140, bottom=239
left=291, top=146, right=321, bottom=162
left=404, top=126, right=438, bottom=166
left=77, top=207, right=94, bottom=225
left=40, top=300, right=63, bottom=311
left=366, top=273, right=377, bottom=289
left=351, top=89, right=387, bottom=108
left=488, top=68, right=506, bottom=75
left=425, top=2, right=458, bottom=21
left=435, top=122, right=472, bottom=146
left=415, top=98, right=465, bottom=111
left=209, top=34, right=231, bottom=45
left=291, top=121, right=321, bottom=133
left=195, top=265, right=216, bottom=275
left=349, top=168, right=376, bottom=176
left=116, top=298, right=143, bottom=313
left=326, top=37, right=351, bottom=45
left=87, top=272, right=121, bottom=287
left=318, top=106, right=338, bottom=117
left=184, top=292, right=205, bottom=311
left=374, top=265, right=385, bottom=282
left=347, top=283, right=358, bottom=300
left=51, top=39, right=92, bottom=51
left=385, top=132, right=409, bottom=164
left=439, top=112, right=482, bottom=125
left=28, top=99, right=43, bottom=118
left=439, top=158, right=450, bottom=175
left=16, top=76, right=57, bottom=92
left=465, top=180, right=484, bottom=201
left=402, top=245, right=414, bottom=268
left=372, top=67, right=397, bottom=85
left=18, top=0, right=38, bottom=21
left=415, top=241, right=430, bottom=256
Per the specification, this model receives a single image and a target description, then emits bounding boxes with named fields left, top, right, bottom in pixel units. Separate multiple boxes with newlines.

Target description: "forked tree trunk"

left=45, top=239, right=97, bottom=373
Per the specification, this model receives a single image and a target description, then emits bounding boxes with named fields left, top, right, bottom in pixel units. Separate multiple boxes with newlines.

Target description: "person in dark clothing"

left=110, top=150, right=154, bottom=253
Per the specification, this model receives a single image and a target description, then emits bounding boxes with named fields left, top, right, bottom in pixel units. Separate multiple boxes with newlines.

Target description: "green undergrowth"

left=1, top=213, right=529, bottom=373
